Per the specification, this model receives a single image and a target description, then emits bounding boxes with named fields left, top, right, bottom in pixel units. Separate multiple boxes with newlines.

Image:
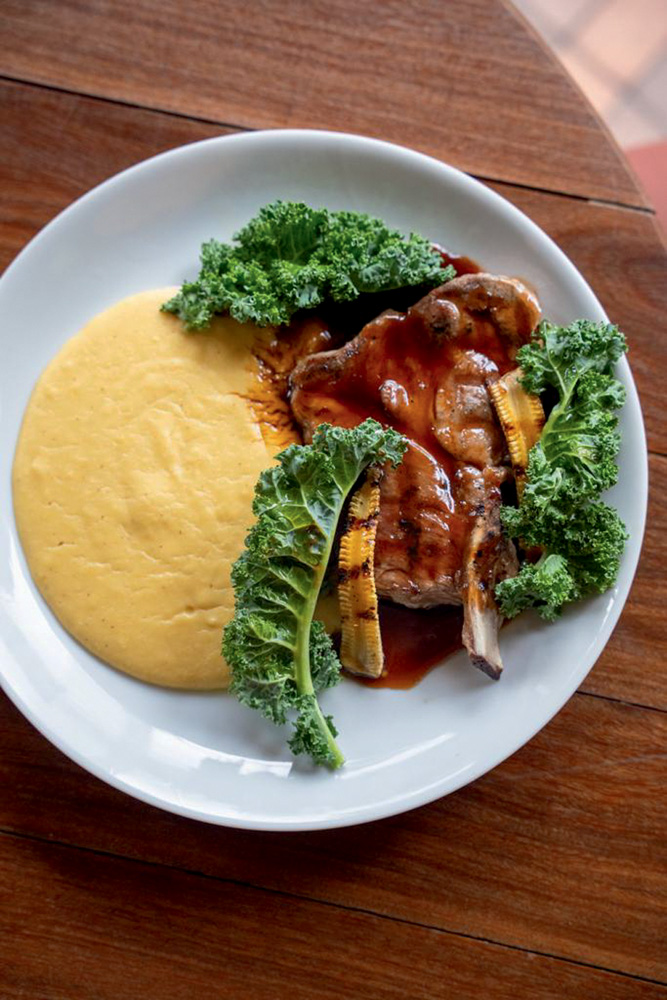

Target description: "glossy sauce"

left=434, top=245, right=482, bottom=276
left=371, top=602, right=463, bottom=688
left=290, top=299, right=519, bottom=594
left=249, top=317, right=334, bottom=450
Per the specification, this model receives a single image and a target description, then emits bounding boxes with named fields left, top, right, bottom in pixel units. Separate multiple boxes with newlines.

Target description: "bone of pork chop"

left=461, top=482, right=520, bottom=679
left=289, top=273, right=540, bottom=677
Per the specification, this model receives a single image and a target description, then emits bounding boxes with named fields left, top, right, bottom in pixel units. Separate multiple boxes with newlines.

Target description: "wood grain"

left=3, top=834, right=665, bottom=1000
left=0, top=80, right=235, bottom=273
left=2, top=690, right=665, bottom=982
left=0, top=0, right=646, bottom=207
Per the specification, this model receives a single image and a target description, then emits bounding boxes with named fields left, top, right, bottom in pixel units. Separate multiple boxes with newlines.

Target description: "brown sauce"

left=290, top=300, right=518, bottom=591
left=247, top=317, right=334, bottom=450
left=362, top=602, right=463, bottom=689
left=433, top=245, right=482, bottom=276
left=247, top=244, right=482, bottom=440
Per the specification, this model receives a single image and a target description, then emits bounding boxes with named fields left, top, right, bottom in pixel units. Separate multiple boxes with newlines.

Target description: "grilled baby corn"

left=488, top=369, right=545, bottom=496
left=338, top=467, right=384, bottom=678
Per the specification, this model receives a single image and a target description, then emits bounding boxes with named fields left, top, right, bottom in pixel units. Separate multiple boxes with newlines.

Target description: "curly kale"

left=496, top=320, right=628, bottom=621
left=222, top=419, right=407, bottom=768
left=493, top=552, right=575, bottom=622
left=162, top=201, right=451, bottom=329
left=497, top=504, right=627, bottom=620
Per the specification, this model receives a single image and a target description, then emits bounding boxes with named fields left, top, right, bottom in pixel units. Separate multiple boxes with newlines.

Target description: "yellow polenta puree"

left=12, top=289, right=278, bottom=689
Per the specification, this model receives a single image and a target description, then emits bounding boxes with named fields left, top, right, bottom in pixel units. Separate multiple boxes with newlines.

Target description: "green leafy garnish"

left=496, top=319, right=628, bottom=621
left=222, top=419, right=407, bottom=768
left=162, top=201, right=451, bottom=328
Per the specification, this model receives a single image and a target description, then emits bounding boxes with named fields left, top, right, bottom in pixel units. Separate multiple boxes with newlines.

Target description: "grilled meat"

left=290, top=273, right=540, bottom=677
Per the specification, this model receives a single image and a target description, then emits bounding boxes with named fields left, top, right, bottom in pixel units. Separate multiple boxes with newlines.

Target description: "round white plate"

left=0, top=130, right=647, bottom=830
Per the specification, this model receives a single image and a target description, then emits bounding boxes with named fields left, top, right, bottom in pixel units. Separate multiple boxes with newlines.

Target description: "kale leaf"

left=162, top=201, right=451, bottom=329
left=496, top=320, right=628, bottom=621
left=222, top=419, right=407, bottom=768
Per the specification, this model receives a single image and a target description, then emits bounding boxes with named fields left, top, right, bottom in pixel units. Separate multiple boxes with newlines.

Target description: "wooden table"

left=2, top=2, right=666, bottom=996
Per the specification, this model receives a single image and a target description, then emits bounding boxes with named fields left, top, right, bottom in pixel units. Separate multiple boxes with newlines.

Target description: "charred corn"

left=489, top=369, right=545, bottom=496
left=338, top=467, right=384, bottom=678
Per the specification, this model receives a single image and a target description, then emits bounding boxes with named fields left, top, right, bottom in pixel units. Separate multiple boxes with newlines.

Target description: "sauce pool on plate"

left=370, top=603, right=463, bottom=688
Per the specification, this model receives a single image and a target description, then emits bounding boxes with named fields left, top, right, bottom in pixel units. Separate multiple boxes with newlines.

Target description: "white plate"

left=0, top=130, right=647, bottom=830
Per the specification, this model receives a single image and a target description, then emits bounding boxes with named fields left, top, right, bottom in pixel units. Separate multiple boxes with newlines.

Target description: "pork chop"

left=289, top=273, right=540, bottom=676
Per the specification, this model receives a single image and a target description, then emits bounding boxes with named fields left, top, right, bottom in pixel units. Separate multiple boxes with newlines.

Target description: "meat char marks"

left=290, top=273, right=541, bottom=678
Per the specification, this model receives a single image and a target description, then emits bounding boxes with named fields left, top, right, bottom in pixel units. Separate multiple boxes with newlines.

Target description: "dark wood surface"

left=0, top=0, right=648, bottom=207
left=1, top=2, right=666, bottom=997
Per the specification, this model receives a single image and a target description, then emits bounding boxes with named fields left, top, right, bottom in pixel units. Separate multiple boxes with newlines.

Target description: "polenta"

left=12, top=289, right=280, bottom=689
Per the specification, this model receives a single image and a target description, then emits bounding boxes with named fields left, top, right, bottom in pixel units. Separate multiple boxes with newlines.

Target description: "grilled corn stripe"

left=488, top=368, right=545, bottom=496
left=338, top=467, right=384, bottom=679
